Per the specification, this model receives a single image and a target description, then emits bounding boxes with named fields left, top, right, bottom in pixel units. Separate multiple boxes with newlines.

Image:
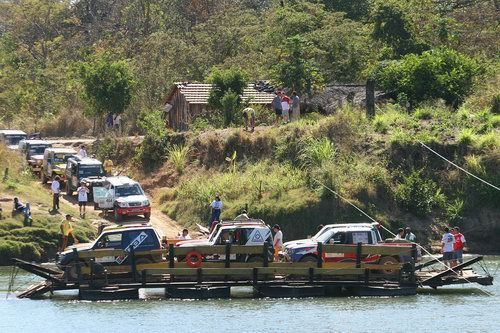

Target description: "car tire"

left=299, top=255, right=317, bottom=262
left=378, top=256, right=399, bottom=274
left=114, top=207, right=122, bottom=222
left=67, top=259, right=86, bottom=281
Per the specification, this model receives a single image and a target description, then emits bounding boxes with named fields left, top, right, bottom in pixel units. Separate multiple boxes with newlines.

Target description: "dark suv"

left=57, top=225, right=163, bottom=280
left=65, top=156, right=106, bottom=201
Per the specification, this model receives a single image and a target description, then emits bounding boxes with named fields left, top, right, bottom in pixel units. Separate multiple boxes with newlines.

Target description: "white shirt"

left=274, top=230, right=283, bottom=248
left=78, top=149, right=87, bottom=158
left=77, top=186, right=89, bottom=202
left=211, top=200, right=223, bottom=210
left=442, top=232, right=455, bottom=252
left=178, top=234, right=192, bottom=240
left=113, top=114, right=122, bottom=126
left=51, top=180, right=60, bottom=194
left=281, top=101, right=290, bottom=111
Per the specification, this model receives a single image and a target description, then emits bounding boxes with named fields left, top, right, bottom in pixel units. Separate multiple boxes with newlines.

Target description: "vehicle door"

left=211, top=228, right=237, bottom=261
left=93, top=182, right=114, bottom=209
left=349, top=231, right=378, bottom=263
left=120, top=229, right=160, bottom=264
left=323, top=231, right=350, bottom=262
left=92, top=232, right=123, bottom=264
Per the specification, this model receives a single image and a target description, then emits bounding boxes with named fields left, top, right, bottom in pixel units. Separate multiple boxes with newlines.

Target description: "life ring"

left=185, top=251, right=203, bottom=268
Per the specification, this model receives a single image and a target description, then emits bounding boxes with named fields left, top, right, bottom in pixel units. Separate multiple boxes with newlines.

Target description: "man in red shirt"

left=452, top=226, right=466, bottom=266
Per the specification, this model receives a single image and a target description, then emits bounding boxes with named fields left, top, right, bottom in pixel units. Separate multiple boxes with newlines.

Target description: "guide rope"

left=419, top=141, right=500, bottom=191
left=312, top=178, right=494, bottom=296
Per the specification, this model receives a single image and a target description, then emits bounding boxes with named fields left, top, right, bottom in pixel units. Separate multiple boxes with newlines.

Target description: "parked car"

left=0, top=130, right=27, bottom=150
left=40, top=147, right=77, bottom=184
left=65, top=155, right=106, bottom=201
left=18, top=139, right=52, bottom=174
left=57, top=224, right=163, bottom=280
left=177, top=220, right=274, bottom=263
left=283, top=222, right=419, bottom=265
left=93, top=176, right=151, bottom=221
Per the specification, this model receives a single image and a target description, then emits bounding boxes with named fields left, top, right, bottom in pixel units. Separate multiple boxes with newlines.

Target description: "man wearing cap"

left=273, top=224, right=283, bottom=261
left=404, top=227, right=416, bottom=242
left=59, top=214, right=78, bottom=252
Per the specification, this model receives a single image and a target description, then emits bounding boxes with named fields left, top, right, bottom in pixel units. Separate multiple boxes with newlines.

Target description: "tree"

left=320, top=0, right=371, bottom=20
left=372, top=2, right=428, bottom=58
left=271, top=35, right=324, bottom=95
left=207, top=67, right=248, bottom=124
left=79, top=55, right=135, bottom=120
left=374, top=48, right=480, bottom=107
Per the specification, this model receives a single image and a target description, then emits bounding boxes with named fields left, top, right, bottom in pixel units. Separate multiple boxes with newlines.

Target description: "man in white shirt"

left=441, top=227, right=455, bottom=267
left=51, top=176, right=61, bottom=211
left=113, top=114, right=122, bottom=132
left=77, top=181, right=89, bottom=218
left=78, top=145, right=87, bottom=158
left=273, top=224, right=283, bottom=261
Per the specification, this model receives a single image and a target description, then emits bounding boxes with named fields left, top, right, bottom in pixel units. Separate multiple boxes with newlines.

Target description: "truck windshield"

left=115, top=184, right=144, bottom=197
left=7, top=135, right=27, bottom=145
left=28, top=145, right=49, bottom=156
left=78, top=165, right=105, bottom=177
left=53, top=154, right=72, bottom=163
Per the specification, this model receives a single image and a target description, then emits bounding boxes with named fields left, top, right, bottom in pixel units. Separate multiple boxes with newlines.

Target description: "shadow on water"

left=417, top=287, right=491, bottom=295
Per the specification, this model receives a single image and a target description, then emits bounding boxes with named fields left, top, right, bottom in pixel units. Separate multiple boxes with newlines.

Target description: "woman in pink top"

left=281, top=95, right=291, bottom=122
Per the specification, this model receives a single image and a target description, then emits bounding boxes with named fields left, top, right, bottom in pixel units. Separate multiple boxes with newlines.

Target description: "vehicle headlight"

left=116, top=201, right=128, bottom=208
left=142, top=200, right=150, bottom=206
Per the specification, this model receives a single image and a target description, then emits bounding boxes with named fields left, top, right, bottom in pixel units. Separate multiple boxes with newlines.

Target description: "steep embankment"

left=0, top=146, right=99, bottom=264
left=122, top=105, right=499, bottom=253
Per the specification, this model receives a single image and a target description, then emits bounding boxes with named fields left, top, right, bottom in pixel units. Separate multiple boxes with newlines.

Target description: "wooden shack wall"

left=167, top=89, right=189, bottom=131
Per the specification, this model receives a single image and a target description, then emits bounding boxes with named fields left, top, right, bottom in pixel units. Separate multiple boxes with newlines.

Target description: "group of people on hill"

left=441, top=226, right=466, bottom=267
left=241, top=90, right=301, bottom=132
left=272, top=90, right=300, bottom=126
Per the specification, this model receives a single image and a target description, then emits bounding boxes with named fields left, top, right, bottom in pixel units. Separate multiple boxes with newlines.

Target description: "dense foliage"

left=0, top=0, right=497, bottom=132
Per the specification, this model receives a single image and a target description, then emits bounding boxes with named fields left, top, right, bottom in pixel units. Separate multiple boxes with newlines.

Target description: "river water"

left=0, top=256, right=499, bottom=333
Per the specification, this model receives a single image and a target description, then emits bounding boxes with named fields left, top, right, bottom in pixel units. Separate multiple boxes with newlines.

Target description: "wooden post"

left=89, top=258, right=94, bottom=287
left=410, top=244, right=417, bottom=284
left=309, top=267, right=314, bottom=284
left=263, top=242, right=269, bottom=267
left=130, top=246, right=137, bottom=282
left=317, top=242, right=323, bottom=268
left=356, top=242, right=362, bottom=268
left=168, top=244, right=174, bottom=268
left=366, top=79, right=375, bottom=118
left=73, top=248, right=82, bottom=286
left=142, top=270, right=147, bottom=286
left=225, top=243, right=231, bottom=268
left=252, top=268, right=258, bottom=287
left=197, top=268, right=203, bottom=284
left=364, top=268, right=370, bottom=285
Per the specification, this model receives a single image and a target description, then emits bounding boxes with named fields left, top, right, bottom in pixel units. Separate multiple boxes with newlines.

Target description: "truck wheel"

left=378, top=256, right=399, bottom=274
left=114, top=207, right=122, bottom=222
left=144, top=213, right=151, bottom=220
left=299, top=255, right=317, bottom=262
left=67, top=259, right=86, bottom=280
left=66, top=181, right=73, bottom=196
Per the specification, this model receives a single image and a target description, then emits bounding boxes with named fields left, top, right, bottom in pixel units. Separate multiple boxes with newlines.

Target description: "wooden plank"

left=315, top=268, right=365, bottom=276
left=174, top=245, right=227, bottom=256
left=257, top=267, right=311, bottom=275
left=322, top=244, right=411, bottom=256
left=230, top=245, right=265, bottom=255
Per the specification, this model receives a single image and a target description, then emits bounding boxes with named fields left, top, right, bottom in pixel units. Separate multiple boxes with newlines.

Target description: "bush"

left=375, top=48, right=480, bottom=107
left=167, top=145, right=190, bottom=174
left=299, top=137, right=336, bottom=168
left=394, top=170, right=446, bottom=216
left=458, top=128, right=476, bottom=146
left=39, top=109, right=92, bottom=137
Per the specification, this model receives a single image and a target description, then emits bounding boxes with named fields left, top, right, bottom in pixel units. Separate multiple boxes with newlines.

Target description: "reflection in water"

left=0, top=257, right=498, bottom=333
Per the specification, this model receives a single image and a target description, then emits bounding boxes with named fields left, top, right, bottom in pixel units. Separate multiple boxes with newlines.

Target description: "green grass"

left=167, top=144, right=190, bottom=174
